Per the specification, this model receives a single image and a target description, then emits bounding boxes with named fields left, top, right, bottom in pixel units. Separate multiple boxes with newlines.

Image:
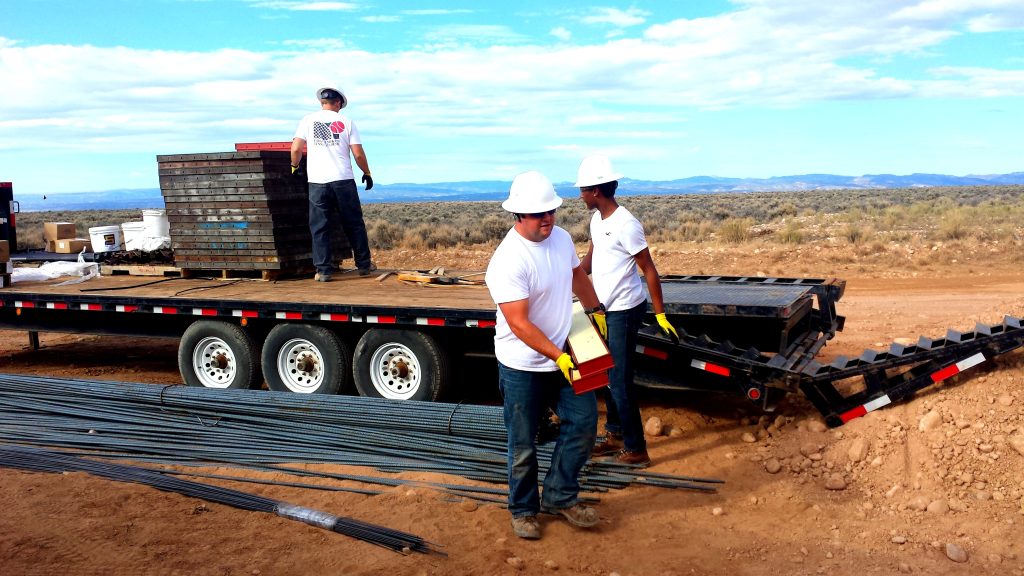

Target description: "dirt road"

left=1, top=253, right=1023, bottom=576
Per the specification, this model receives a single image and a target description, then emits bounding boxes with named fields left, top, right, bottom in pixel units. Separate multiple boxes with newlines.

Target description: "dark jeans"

left=601, top=301, right=648, bottom=452
left=498, top=363, right=597, bottom=518
left=308, top=179, right=372, bottom=274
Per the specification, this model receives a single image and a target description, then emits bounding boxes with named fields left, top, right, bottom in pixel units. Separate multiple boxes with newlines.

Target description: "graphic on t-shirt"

left=312, top=121, right=345, bottom=146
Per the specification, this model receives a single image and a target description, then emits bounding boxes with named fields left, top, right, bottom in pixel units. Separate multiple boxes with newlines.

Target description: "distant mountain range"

left=15, top=171, right=1024, bottom=212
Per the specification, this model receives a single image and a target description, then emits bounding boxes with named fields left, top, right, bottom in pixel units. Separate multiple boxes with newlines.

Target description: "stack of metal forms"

left=157, top=150, right=350, bottom=278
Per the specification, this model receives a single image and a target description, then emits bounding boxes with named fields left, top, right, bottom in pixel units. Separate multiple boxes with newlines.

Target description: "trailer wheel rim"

left=368, top=342, right=421, bottom=400
left=192, top=336, right=238, bottom=389
left=276, top=338, right=325, bottom=393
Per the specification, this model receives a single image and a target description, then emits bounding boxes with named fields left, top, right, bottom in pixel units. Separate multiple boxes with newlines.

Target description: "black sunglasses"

left=522, top=209, right=556, bottom=219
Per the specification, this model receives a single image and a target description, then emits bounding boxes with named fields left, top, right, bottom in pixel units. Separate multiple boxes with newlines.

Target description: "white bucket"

left=142, top=209, right=169, bottom=237
left=88, top=225, right=123, bottom=253
left=121, top=221, right=147, bottom=251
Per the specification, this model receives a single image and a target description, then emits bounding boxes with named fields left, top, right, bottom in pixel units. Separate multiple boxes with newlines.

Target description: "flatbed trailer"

left=1, top=270, right=1022, bottom=426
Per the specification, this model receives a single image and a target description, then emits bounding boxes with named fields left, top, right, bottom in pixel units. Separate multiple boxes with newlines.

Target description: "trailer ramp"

left=635, top=315, right=1024, bottom=427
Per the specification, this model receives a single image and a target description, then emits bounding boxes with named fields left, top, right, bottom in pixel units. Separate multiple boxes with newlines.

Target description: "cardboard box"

left=566, top=302, right=614, bottom=377
left=54, top=238, right=92, bottom=254
left=0, top=239, right=8, bottom=262
left=44, top=222, right=77, bottom=242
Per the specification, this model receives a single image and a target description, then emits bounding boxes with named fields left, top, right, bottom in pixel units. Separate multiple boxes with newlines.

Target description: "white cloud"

left=419, top=25, right=531, bottom=46
left=249, top=1, right=358, bottom=11
left=551, top=26, right=571, bottom=41
left=581, top=7, right=648, bottom=27
left=401, top=9, right=474, bottom=16
left=967, top=13, right=1024, bottom=32
left=361, top=15, right=401, bottom=23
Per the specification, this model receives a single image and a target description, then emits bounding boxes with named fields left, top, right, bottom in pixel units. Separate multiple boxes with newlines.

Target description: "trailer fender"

left=178, top=320, right=261, bottom=390
left=353, top=329, right=448, bottom=401
left=262, top=324, right=353, bottom=395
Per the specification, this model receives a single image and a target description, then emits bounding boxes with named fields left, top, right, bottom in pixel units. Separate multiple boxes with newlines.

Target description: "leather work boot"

left=358, top=263, right=378, bottom=276
left=591, top=436, right=622, bottom=457
left=510, top=515, right=541, bottom=539
left=615, top=448, right=651, bottom=468
left=543, top=503, right=599, bottom=528
left=314, top=272, right=332, bottom=282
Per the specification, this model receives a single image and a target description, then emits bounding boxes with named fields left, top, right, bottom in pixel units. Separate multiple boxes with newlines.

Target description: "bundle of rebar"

left=0, top=444, right=443, bottom=555
left=0, top=373, right=722, bottom=494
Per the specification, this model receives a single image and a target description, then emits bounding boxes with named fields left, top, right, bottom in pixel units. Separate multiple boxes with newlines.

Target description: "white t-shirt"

left=486, top=226, right=580, bottom=371
left=590, top=206, right=648, bottom=312
left=293, top=110, right=362, bottom=184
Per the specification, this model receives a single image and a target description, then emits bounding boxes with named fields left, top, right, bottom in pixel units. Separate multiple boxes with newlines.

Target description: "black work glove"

left=362, top=173, right=374, bottom=190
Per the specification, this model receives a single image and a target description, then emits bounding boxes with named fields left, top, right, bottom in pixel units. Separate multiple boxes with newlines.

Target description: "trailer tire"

left=353, top=329, right=448, bottom=401
left=262, top=324, right=352, bottom=394
left=179, top=321, right=261, bottom=390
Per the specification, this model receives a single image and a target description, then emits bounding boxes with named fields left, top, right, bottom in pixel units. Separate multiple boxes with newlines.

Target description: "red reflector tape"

left=275, top=311, right=303, bottom=320
left=691, top=359, right=730, bottom=376
left=930, top=353, right=986, bottom=383
left=45, top=302, right=69, bottom=310
left=232, top=310, right=258, bottom=318
left=636, top=345, right=669, bottom=360
left=192, top=308, right=217, bottom=316
left=417, top=318, right=445, bottom=326
left=368, top=315, right=397, bottom=324
left=81, top=303, right=102, bottom=311
left=840, top=406, right=868, bottom=423
left=319, top=313, right=350, bottom=322
left=839, top=394, right=892, bottom=423
left=15, top=301, right=34, bottom=308
left=154, top=307, right=178, bottom=314
left=116, top=305, right=138, bottom=313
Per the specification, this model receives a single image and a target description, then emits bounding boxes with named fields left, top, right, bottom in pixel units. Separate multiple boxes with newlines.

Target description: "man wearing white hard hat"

left=291, top=87, right=375, bottom=282
left=485, top=171, right=605, bottom=540
left=576, top=155, right=678, bottom=468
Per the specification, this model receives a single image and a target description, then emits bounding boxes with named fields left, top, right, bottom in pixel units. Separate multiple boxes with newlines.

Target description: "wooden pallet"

left=101, top=264, right=182, bottom=278
left=178, top=265, right=315, bottom=281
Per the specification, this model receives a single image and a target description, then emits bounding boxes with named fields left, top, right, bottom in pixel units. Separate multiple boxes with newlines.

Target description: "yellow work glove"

left=591, top=312, right=608, bottom=340
left=655, top=313, right=679, bottom=339
left=555, top=353, right=576, bottom=383
left=291, top=164, right=299, bottom=174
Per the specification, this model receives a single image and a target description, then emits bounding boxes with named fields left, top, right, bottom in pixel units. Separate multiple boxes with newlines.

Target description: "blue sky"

left=1, top=0, right=1023, bottom=196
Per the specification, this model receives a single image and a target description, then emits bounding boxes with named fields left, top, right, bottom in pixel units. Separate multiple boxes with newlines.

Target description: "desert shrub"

left=368, top=220, right=404, bottom=250
left=935, top=209, right=969, bottom=240
left=843, top=223, right=871, bottom=244
left=775, top=221, right=805, bottom=244
left=717, top=217, right=754, bottom=243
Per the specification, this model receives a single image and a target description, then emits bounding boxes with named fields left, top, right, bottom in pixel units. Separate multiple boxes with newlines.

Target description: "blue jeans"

left=602, top=302, right=647, bottom=452
left=498, top=363, right=597, bottom=518
left=308, top=179, right=372, bottom=274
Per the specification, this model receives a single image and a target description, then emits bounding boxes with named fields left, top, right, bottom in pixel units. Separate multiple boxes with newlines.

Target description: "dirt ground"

left=1, top=242, right=1023, bottom=576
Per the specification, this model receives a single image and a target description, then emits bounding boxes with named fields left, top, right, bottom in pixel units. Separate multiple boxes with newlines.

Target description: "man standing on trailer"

left=576, top=155, right=678, bottom=468
left=485, top=171, right=606, bottom=540
left=291, top=86, right=375, bottom=282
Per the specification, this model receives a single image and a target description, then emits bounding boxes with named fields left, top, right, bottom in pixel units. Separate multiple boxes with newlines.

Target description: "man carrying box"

left=576, top=155, right=679, bottom=468
left=485, top=171, right=606, bottom=541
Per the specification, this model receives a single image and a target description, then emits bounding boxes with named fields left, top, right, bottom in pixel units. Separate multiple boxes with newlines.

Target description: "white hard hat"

left=502, top=171, right=563, bottom=214
left=317, top=86, right=348, bottom=109
left=574, top=155, right=623, bottom=187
